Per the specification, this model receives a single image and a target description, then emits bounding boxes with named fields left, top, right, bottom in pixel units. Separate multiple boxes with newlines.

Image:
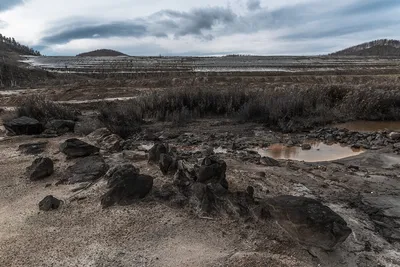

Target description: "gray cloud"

left=246, top=0, right=261, bottom=11
left=0, top=0, right=23, bottom=11
left=37, top=0, right=400, bottom=55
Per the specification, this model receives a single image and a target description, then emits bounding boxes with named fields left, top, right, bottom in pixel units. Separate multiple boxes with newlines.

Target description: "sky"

left=0, top=0, right=399, bottom=56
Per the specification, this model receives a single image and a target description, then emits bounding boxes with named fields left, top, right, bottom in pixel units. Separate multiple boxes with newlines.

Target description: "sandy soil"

left=1, top=121, right=400, bottom=267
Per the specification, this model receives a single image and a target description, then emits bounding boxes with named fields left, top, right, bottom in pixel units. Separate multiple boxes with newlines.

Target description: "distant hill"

left=0, top=33, right=41, bottom=56
left=331, top=39, right=400, bottom=56
left=77, top=49, right=128, bottom=57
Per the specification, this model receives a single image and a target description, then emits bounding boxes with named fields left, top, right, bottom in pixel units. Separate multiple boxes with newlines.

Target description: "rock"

left=260, top=156, right=280, bottom=167
left=201, top=147, right=215, bottom=157
left=99, top=134, right=122, bottom=152
left=26, top=157, right=54, bottom=181
left=45, top=119, right=75, bottom=134
left=18, top=142, right=48, bottom=155
left=101, top=170, right=153, bottom=208
left=263, top=195, right=352, bottom=250
left=301, top=144, right=312, bottom=150
left=4, top=116, right=43, bottom=135
left=148, top=143, right=168, bottom=163
left=87, top=128, right=112, bottom=141
left=60, top=138, right=99, bottom=158
left=65, top=156, right=108, bottom=183
left=159, top=153, right=178, bottom=175
left=389, top=132, right=400, bottom=140
left=189, top=182, right=215, bottom=214
left=153, top=183, right=177, bottom=200
left=196, top=156, right=228, bottom=189
left=106, top=164, right=139, bottom=187
left=74, top=115, right=103, bottom=135
left=122, top=150, right=147, bottom=161
left=39, top=195, right=61, bottom=211
left=174, top=160, right=196, bottom=190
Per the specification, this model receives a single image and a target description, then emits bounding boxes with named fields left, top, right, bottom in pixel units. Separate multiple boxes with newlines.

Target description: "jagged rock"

left=196, top=156, right=228, bottom=189
left=189, top=182, right=215, bottom=214
left=122, top=150, right=147, bottom=161
left=4, top=116, right=43, bottom=135
left=45, top=120, right=75, bottom=134
left=302, top=144, right=312, bottom=150
left=159, top=153, right=178, bottom=175
left=65, top=156, right=108, bottom=183
left=87, top=128, right=112, bottom=141
left=148, top=143, right=168, bottom=163
left=174, top=160, right=196, bottom=190
left=26, top=157, right=54, bottom=181
left=260, top=156, right=280, bottom=167
left=18, top=142, right=48, bottom=155
left=60, top=138, right=99, bottom=158
left=153, top=183, right=177, bottom=200
left=100, top=134, right=123, bottom=152
left=106, top=164, right=139, bottom=187
left=389, top=132, right=400, bottom=140
left=39, top=195, right=61, bottom=211
left=263, top=195, right=352, bottom=250
left=101, top=168, right=153, bottom=208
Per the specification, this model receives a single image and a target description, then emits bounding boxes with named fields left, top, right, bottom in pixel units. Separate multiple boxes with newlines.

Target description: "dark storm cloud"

left=0, top=0, right=23, bottom=11
left=41, top=7, right=236, bottom=44
left=42, top=22, right=147, bottom=44
left=246, top=0, right=261, bottom=11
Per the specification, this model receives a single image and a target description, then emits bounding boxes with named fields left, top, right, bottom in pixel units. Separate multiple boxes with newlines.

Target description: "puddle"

left=257, top=142, right=364, bottom=162
left=334, top=121, right=400, bottom=132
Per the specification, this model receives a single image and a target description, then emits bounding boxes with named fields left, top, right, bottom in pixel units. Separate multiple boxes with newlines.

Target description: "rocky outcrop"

left=18, top=142, right=48, bottom=155
left=39, top=195, right=61, bottom=211
left=64, top=156, right=108, bottom=183
left=195, top=156, right=228, bottom=189
left=389, top=132, right=400, bottom=141
left=263, top=196, right=352, bottom=250
left=4, top=116, right=43, bottom=135
left=60, top=138, right=99, bottom=158
left=159, top=153, right=178, bottom=175
left=101, top=167, right=153, bottom=208
left=26, top=157, right=54, bottom=181
left=106, top=164, right=139, bottom=187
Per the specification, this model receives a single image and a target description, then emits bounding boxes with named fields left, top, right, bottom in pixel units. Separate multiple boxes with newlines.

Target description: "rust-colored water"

left=257, top=143, right=364, bottom=162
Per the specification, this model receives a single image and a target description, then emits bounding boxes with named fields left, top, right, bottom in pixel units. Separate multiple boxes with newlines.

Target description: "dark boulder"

left=263, top=195, right=352, bottom=250
left=39, top=195, right=61, bottom=211
left=18, top=141, right=48, bottom=155
left=106, top=164, right=140, bottom=188
left=60, top=138, right=99, bottom=158
left=301, top=144, right=312, bottom=150
left=196, top=156, right=228, bottom=189
left=64, top=156, right=108, bottom=184
left=101, top=168, right=153, bottom=208
left=148, top=143, right=168, bottom=163
left=4, top=116, right=43, bottom=135
left=45, top=120, right=75, bottom=134
left=26, top=157, right=54, bottom=181
left=159, top=153, right=178, bottom=175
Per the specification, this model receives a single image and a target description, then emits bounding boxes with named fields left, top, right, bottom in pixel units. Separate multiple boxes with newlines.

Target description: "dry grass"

left=99, top=84, right=400, bottom=135
left=16, top=96, right=79, bottom=123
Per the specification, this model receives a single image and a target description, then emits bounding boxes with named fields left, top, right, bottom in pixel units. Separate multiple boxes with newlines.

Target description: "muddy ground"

left=0, top=119, right=400, bottom=267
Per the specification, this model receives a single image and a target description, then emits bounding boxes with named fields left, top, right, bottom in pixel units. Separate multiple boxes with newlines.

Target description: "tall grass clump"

left=17, top=96, right=79, bottom=123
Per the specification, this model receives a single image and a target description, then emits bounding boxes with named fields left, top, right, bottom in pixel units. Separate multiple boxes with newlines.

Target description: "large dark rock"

left=60, top=138, right=99, bottom=158
left=196, top=156, right=228, bottom=189
left=101, top=168, right=153, bottom=208
left=39, top=195, right=61, bottom=211
left=106, top=164, right=140, bottom=188
left=64, top=156, right=108, bottom=183
left=87, top=128, right=122, bottom=152
left=260, top=156, right=280, bottom=167
left=148, top=143, right=168, bottom=163
left=26, top=157, right=54, bottom=181
left=45, top=120, right=75, bottom=134
left=4, top=116, right=43, bottom=135
left=263, top=196, right=352, bottom=250
left=18, top=142, right=48, bottom=155
left=159, top=153, right=178, bottom=175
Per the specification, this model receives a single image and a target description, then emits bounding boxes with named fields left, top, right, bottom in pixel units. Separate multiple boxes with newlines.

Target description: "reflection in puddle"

left=334, top=121, right=400, bottom=132
left=258, top=143, right=364, bottom=162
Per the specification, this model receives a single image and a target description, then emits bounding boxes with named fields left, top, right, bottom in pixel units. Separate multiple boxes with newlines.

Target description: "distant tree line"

left=0, top=33, right=41, bottom=56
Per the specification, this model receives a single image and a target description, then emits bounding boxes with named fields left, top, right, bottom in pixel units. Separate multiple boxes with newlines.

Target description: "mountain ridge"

left=77, top=49, right=128, bottom=57
left=331, top=39, right=400, bottom=56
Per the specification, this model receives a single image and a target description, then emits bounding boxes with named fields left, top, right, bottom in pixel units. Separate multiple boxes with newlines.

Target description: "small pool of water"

left=257, top=143, right=364, bottom=162
left=334, top=121, right=400, bottom=132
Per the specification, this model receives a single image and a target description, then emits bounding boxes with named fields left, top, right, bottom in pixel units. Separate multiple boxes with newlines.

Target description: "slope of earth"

left=331, top=39, right=400, bottom=56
